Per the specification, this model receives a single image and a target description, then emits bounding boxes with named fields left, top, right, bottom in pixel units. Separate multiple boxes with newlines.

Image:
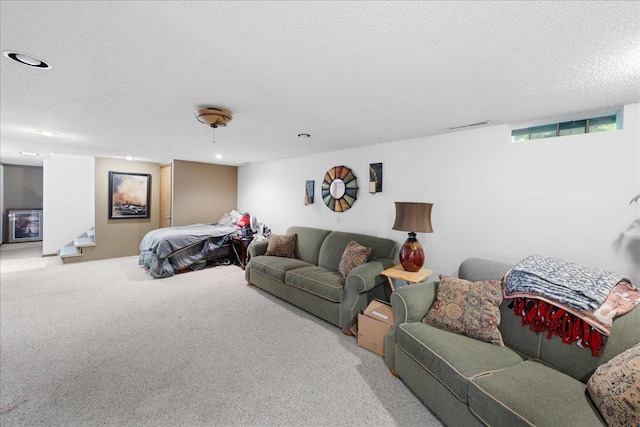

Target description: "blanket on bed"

left=504, top=255, right=636, bottom=356
left=140, top=224, right=238, bottom=260
left=139, top=224, right=239, bottom=278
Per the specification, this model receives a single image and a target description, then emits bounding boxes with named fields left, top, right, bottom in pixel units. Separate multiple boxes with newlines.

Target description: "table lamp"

left=392, top=202, right=433, bottom=272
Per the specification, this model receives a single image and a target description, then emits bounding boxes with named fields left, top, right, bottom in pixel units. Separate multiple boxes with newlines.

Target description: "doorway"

left=159, top=163, right=172, bottom=228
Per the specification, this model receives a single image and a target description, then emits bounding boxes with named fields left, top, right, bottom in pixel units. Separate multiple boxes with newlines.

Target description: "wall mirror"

left=322, top=166, right=358, bottom=212
left=330, top=179, right=346, bottom=199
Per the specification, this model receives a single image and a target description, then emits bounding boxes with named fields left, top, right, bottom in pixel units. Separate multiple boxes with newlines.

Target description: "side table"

left=381, top=264, right=433, bottom=292
left=231, top=236, right=252, bottom=269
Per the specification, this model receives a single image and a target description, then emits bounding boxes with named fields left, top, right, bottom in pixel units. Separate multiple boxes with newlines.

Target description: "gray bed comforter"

left=139, top=224, right=239, bottom=278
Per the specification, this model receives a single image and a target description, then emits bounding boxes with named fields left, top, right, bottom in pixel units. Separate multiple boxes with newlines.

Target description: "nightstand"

left=381, top=264, right=433, bottom=292
left=231, top=236, right=252, bottom=269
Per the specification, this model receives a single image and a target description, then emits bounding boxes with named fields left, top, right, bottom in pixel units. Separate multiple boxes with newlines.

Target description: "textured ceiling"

left=1, top=1, right=639, bottom=167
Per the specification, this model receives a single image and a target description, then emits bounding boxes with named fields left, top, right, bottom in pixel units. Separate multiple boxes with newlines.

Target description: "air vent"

left=447, top=120, right=491, bottom=131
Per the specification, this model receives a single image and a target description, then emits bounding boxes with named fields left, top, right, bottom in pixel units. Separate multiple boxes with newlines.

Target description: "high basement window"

left=511, top=115, right=617, bottom=142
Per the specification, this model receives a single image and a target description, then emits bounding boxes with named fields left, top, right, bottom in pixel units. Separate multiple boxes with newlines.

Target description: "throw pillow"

left=587, top=344, right=639, bottom=427
left=264, top=234, right=297, bottom=258
left=423, top=275, right=504, bottom=346
left=338, top=240, right=373, bottom=278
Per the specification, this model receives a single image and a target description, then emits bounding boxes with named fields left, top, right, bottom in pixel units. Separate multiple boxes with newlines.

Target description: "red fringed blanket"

left=506, top=281, right=640, bottom=357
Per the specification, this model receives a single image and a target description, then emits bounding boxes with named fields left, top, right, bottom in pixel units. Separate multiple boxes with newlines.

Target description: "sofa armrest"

left=391, top=281, right=437, bottom=325
left=345, top=258, right=396, bottom=293
left=248, top=240, right=268, bottom=258
left=384, top=281, right=437, bottom=371
left=338, top=258, right=396, bottom=331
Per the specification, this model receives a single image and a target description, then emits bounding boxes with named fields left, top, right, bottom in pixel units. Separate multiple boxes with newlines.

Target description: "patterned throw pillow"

left=338, top=240, right=373, bottom=278
left=264, top=234, right=297, bottom=258
left=423, top=275, right=504, bottom=346
left=587, top=344, right=639, bottom=427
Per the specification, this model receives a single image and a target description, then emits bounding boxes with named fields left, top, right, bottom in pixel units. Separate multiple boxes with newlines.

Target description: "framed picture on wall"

left=108, top=171, right=151, bottom=219
left=7, top=209, right=43, bottom=243
left=304, top=180, right=314, bottom=205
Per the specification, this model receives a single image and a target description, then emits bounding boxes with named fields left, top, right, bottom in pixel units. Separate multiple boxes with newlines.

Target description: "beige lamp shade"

left=392, top=202, right=433, bottom=233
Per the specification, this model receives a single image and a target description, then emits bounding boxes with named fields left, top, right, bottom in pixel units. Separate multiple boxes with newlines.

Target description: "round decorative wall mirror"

left=322, top=166, right=358, bottom=212
left=330, top=179, right=346, bottom=199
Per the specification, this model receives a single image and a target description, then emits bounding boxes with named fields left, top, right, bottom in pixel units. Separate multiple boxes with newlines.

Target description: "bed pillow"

left=217, top=213, right=234, bottom=225
left=229, top=210, right=243, bottom=221
left=338, top=240, right=372, bottom=278
left=423, top=275, right=504, bottom=346
left=264, top=234, right=297, bottom=258
left=587, top=344, right=639, bottom=427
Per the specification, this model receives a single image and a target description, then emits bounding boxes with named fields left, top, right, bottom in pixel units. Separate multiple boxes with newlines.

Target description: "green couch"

left=384, top=258, right=640, bottom=426
left=245, top=226, right=398, bottom=334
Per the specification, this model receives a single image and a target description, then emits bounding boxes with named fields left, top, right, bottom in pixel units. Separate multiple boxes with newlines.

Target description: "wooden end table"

left=381, top=264, right=433, bottom=292
left=231, top=236, right=252, bottom=269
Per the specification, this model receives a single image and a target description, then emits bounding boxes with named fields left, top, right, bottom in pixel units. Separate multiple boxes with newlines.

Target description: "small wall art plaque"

left=304, top=180, right=314, bottom=205
left=369, top=162, right=382, bottom=194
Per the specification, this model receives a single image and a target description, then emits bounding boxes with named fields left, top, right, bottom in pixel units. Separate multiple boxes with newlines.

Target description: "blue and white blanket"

left=504, top=255, right=628, bottom=311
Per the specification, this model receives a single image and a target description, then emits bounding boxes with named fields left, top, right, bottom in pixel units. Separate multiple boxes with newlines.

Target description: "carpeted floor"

left=0, top=243, right=443, bottom=426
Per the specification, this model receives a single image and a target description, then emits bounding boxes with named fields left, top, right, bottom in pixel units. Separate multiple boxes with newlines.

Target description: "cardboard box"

left=357, top=300, right=395, bottom=356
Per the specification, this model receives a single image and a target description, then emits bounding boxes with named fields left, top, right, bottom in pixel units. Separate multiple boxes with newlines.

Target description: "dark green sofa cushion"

left=285, top=266, right=345, bottom=303
left=396, top=322, right=525, bottom=404
left=468, top=360, right=605, bottom=426
left=249, top=256, right=312, bottom=282
left=286, top=226, right=332, bottom=265
left=317, top=231, right=398, bottom=272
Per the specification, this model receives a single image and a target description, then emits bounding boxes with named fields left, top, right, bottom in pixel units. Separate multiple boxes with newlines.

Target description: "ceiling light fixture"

left=3, top=51, right=51, bottom=69
left=195, top=107, right=232, bottom=144
left=215, top=154, right=223, bottom=159
left=37, top=130, right=59, bottom=137
left=20, top=152, right=39, bottom=156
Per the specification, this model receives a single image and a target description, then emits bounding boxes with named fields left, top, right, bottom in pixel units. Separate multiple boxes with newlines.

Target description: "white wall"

left=239, top=103, right=640, bottom=281
left=43, top=154, right=95, bottom=255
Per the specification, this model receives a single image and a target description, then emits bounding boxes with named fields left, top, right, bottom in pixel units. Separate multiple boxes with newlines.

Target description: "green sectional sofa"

left=245, top=226, right=398, bottom=333
left=385, top=258, right=640, bottom=426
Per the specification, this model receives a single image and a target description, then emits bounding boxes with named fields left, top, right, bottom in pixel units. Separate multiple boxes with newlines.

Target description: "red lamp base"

left=399, top=232, right=425, bottom=272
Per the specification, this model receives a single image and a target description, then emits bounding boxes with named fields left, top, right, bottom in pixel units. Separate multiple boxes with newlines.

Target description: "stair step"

left=86, top=228, right=95, bottom=239
left=60, top=245, right=82, bottom=258
left=74, top=237, right=96, bottom=247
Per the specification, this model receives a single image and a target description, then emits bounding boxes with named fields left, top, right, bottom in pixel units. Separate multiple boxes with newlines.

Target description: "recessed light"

left=3, top=51, right=51, bottom=69
left=215, top=154, right=223, bottom=159
left=20, top=152, right=39, bottom=156
left=125, top=156, right=133, bottom=161
left=37, top=130, right=59, bottom=137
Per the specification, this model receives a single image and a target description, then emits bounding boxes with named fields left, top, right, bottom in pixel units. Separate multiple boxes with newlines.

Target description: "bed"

left=139, top=223, right=240, bottom=278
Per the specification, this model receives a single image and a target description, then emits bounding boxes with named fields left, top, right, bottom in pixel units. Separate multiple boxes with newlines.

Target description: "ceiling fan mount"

left=195, top=107, right=232, bottom=143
